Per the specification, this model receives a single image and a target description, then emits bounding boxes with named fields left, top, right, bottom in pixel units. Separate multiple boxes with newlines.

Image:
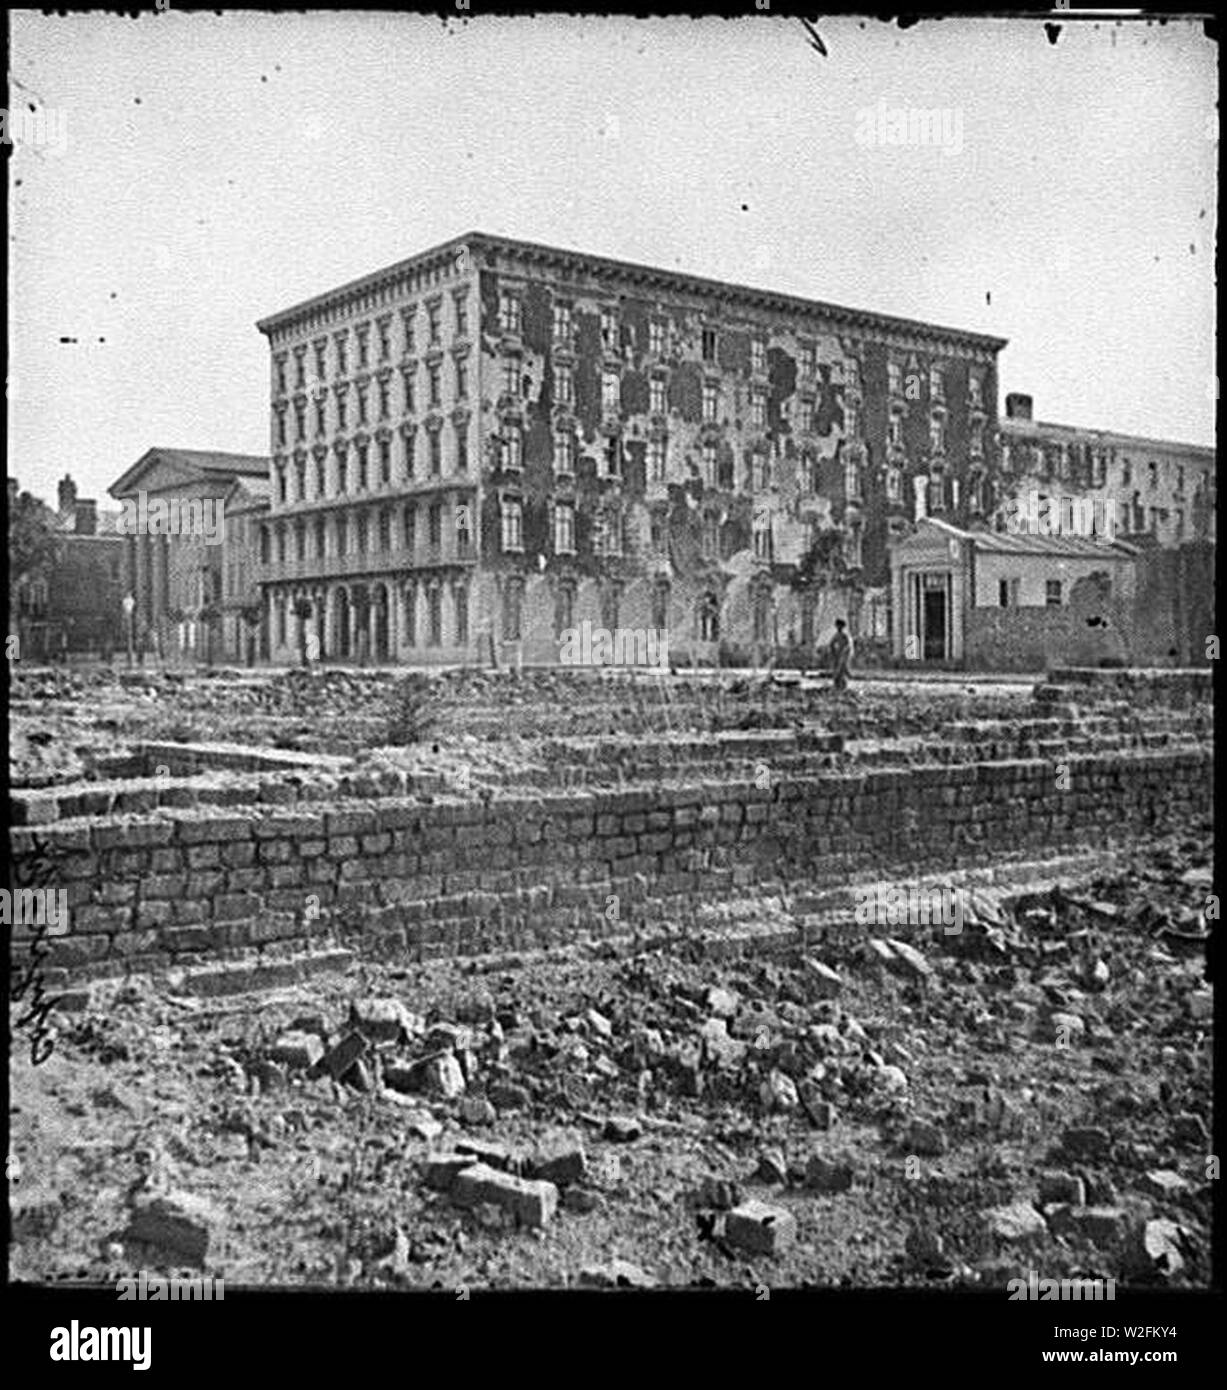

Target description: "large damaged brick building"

left=255, top=233, right=1006, bottom=666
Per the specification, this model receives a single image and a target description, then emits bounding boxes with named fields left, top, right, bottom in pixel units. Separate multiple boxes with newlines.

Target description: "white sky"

left=7, top=10, right=1217, bottom=507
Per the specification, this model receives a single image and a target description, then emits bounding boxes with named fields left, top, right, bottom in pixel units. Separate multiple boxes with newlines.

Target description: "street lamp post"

left=122, top=592, right=136, bottom=668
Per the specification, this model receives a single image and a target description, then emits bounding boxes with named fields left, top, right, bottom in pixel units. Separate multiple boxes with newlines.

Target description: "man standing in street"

left=829, top=618, right=853, bottom=692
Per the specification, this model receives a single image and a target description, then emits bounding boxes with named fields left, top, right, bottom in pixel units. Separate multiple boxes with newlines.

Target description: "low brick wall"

left=9, top=744, right=1211, bottom=983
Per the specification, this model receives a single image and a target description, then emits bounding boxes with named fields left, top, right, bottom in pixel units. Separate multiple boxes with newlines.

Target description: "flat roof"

left=257, top=229, right=1009, bottom=353
left=1000, top=413, right=1214, bottom=459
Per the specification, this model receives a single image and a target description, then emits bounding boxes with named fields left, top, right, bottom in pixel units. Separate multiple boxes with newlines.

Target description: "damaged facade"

left=995, top=394, right=1216, bottom=548
left=255, top=232, right=1005, bottom=667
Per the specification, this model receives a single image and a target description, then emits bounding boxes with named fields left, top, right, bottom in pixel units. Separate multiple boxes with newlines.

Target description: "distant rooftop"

left=915, top=516, right=1136, bottom=560
left=1000, top=412, right=1214, bottom=459
left=110, top=447, right=268, bottom=499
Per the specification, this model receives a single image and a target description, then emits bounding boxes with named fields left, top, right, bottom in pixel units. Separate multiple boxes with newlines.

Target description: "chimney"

left=58, top=474, right=78, bottom=515
left=74, top=499, right=98, bottom=536
left=1005, top=393, right=1033, bottom=422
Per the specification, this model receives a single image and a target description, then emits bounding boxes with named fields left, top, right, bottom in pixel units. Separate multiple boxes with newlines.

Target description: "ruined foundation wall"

left=10, top=745, right=1210, bottom=983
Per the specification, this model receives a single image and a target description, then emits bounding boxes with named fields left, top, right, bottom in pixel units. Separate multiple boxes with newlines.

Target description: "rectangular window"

left=356, top=442, right=369, bottom=491
left=970, top=421, right=984, bottom=457
left=500, top=498, right=523, bottom=552
left=649, top=319, right=665, bottom=356
left=377, top=319, right=391, bottom=362
left=999, top=578, right=1019, bottom=608
left=1046, top=579, right=1063, bottom=607
left=378, top=378, right=390, bottom=420
left=356, top=384, right=368, bottom=425
left=751, top=337, right=766, bottom=374
left=845, top=456, right=859, bottom=499
left=799, top=342, right=815, bottom=378
left=929, top=415, right=945, bottom=454
left=503, top=357, right=520, bottom=399
left=403, top=506, right=416, bottom=551
left=293, top=348, right=306, bottom=389
left=888, top=413, right=904, bottom=449
left=274, top=355, right=287, bottom=394
left=427, top=302, right=441, bottom=346
left=314, top=341, right=328, bottom=380
left=555, top=362, right=573, bottom=406
left=454, top=297, right=468, bottom=337
left=378, top=437, right=391, bottom=484
left=702, top=442, right=717, bottom=487
left=799, top=451, right=816, bottom=494
left=499, top=291, right=521, bottom=335
left=455, top=359, right=468, bottom=400
left=428, top=365, right=441, bottom=408
left=501, top=426, right=522, bottom=471
left=428, top=502, right=442, bottom=548
left=596, top=512, right=623, bottom=557
left=702, top=328, right=717, bottom=364
left=602, top=436, right=621, bottom=479
left=554, top=431, right=575, bottom=475
left=702, top=383, right=718, bottom=423
left=315, top=399, right=327, bottom=436
left=401, top=310, right=415, bottom=356
left=428, top=431, right=442, bottom=475
left=649, top=376, right=666, bottom=415
left=648, top=438, right=666, bottom=483
left=751, top=449, right=767, bottom=493
left=553, top=301, right=572, bottom=343
left=753, top=516, right=772, bottom=561
left=455, top=585, right=469, bottom=644
left=797, top=398, right=814, bottom=433
left=554, top=501, right=576, bottom=554
left=456, top=426, right=468, bottom=472
left=749, top=390, right=765, bottom=429
left=929, top=366, right=945, bottom=401
left=456, top=502, right=473, bottom=554
left=427, top=587, right=442, bottom=646
left=602, top=371, right=620, bottom=414
left=888, top=362, right=902, bottom=396
left=600, top=305, right=618, bottom=351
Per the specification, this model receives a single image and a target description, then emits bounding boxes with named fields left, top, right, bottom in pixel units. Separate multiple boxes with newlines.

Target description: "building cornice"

left=255, top=230, right=1009, bottom=358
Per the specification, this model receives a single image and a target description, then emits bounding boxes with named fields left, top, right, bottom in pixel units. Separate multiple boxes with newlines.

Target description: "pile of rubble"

left=10, top=837, right=1210, bottom=1288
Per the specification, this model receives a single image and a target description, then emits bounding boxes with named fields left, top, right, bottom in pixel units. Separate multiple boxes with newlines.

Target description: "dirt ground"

left=10, top=836, right=1213, bottom=1291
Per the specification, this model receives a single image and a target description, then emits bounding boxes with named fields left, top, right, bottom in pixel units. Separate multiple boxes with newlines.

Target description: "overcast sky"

left=8, top=10, right=1216, bottom=508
